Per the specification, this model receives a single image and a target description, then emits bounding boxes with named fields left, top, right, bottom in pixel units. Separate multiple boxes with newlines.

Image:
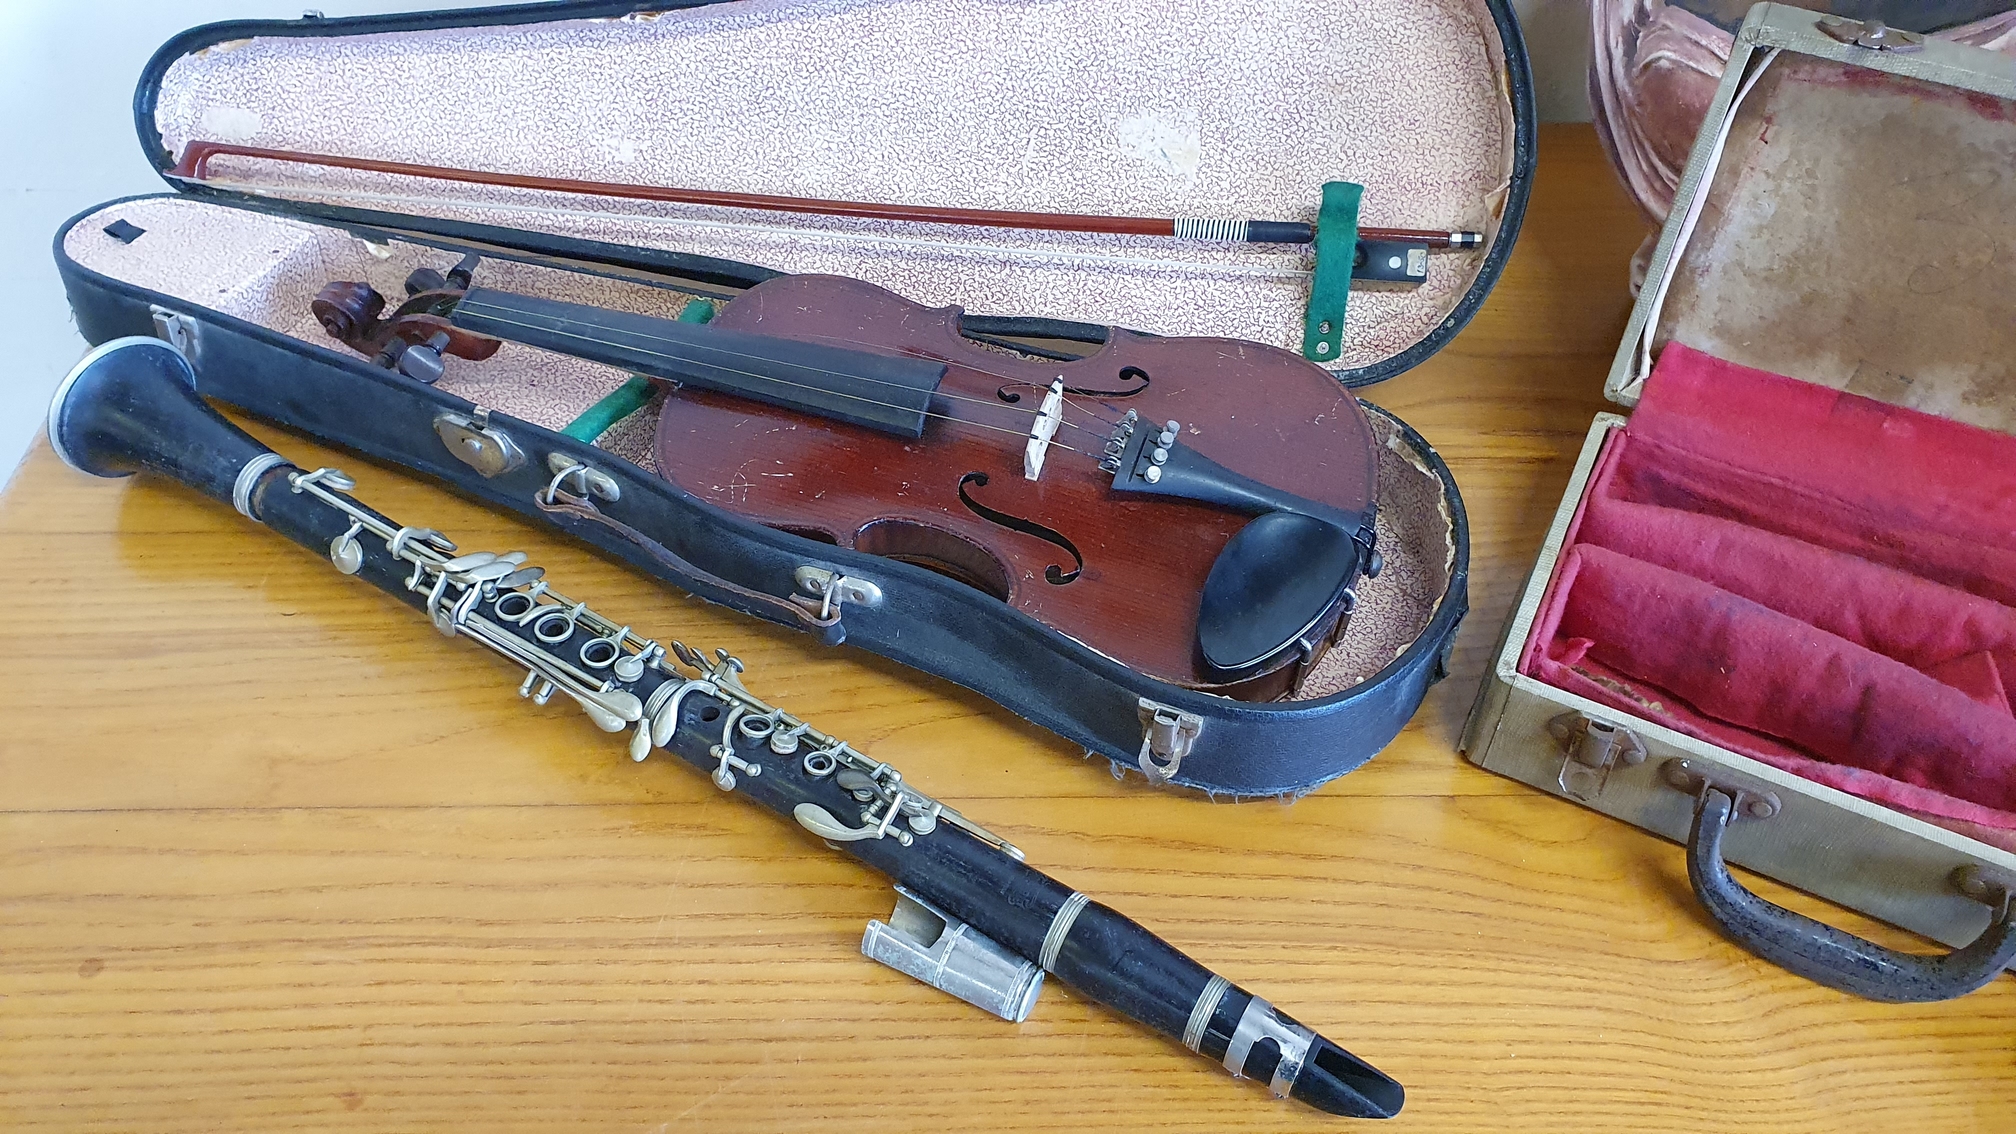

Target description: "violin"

left=312, top=266, right=1381, bottom=700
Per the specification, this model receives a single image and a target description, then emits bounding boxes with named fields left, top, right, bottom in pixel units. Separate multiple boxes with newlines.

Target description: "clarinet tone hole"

left=802, top=750, right=838, bottom=777
left=579, top=638, right=620, bottom=668
left=738, top=714, right=776, bottom=739
left=533, top=610, right=575, bottom=643
left=699, top=705, right=722, bottom=723
left=493, top=592, right=535, bottom=620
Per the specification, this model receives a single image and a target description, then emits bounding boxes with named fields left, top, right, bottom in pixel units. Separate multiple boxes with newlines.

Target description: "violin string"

left=995, top=383, right=1126, bottom=430
left=457, top=300, right=1097, bottom=459
left=457, top=298, right=1115, bottom=446
left=688, top=330, right=1118, bottom=429
left=441, top=285, right=1129, bottom=433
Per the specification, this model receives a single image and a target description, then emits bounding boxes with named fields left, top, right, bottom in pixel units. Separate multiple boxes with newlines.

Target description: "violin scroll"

left=310, top=256, right=503, bottom=382
left=310, top=280, right=387, bottom=344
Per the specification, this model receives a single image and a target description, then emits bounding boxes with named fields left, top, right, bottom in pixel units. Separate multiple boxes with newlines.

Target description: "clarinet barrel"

left=48, top=336, right=281, bottom=508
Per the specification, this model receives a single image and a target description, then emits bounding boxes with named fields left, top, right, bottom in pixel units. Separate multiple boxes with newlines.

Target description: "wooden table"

left=4, top=127, right=2010, bottom=1133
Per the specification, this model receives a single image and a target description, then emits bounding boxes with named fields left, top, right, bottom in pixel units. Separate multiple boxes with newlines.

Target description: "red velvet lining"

left=1521, top=344, right=2016, bottom=850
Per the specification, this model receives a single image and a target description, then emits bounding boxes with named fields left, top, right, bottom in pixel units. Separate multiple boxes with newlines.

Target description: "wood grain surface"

left=3, top=127, right=2010, bottom=1133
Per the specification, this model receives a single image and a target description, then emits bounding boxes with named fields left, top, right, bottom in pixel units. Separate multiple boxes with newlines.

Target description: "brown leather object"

left=1589, top=0, right=2016, bottom=224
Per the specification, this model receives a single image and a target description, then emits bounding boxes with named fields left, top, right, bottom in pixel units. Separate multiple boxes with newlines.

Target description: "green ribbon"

left=1300, top=180, right=1362, bottom=364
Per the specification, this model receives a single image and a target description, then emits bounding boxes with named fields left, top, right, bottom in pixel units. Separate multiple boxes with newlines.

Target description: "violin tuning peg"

left=445, top=253, right=481, bottom=290
left=404, top=267, right=448, bottom=296
left=395, top=333, right=450, bottom=385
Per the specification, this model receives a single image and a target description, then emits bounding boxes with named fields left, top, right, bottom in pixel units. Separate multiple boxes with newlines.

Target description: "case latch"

left=793, top=566, right=884, bottom=617
left=1548, top=712, right=1646, bottom=801
left=149, top=306, right=199, bottom=358
left=434, top=407, right=526, bottom=478
left=544, top=453, right=621, bottom=503
left=1136, top=698, right=1203, bottom=784
left=1817, top=16, right=1924, bottom=52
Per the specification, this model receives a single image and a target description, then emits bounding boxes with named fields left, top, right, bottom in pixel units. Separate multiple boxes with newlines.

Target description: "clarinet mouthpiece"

left=1289, top=1036, right=1406, bottom=1119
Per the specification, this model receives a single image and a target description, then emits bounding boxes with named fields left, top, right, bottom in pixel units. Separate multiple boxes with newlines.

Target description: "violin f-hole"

left=996, top=366, right=1151, bottom=404
left=956, top=472, right=1083, bottom=585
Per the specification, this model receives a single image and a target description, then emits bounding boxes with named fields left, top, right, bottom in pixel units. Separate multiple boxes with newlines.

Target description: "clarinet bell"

left=48, top=335, right=280, bottom=509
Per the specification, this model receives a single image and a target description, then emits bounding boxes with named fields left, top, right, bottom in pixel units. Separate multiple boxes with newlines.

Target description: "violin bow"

left=170, top=141, right=1480, bottom=361
left=168, top=141, right=1482, bottom=250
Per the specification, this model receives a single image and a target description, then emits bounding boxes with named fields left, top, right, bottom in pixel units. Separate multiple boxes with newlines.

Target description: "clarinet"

left=47, top=336, right=1403, bottom=1119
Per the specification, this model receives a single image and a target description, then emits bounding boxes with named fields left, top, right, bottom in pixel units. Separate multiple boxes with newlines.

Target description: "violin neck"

left=450, top=288, right=949, bottom=439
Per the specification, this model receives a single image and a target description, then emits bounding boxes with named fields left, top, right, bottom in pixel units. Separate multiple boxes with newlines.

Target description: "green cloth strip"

left=1300, top=180, right=1362, bottom=363
left=559, top=297, right=716, bottom=442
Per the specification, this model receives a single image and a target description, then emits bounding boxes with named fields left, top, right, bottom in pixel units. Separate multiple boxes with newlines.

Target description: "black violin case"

left=52, top=0, right=1532, bottom=797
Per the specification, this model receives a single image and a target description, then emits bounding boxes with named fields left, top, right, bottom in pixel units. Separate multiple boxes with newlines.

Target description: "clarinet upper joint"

left=283, top=464, right=1022, bottom=862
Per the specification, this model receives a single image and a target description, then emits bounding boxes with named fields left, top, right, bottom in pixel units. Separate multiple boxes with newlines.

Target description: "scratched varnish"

left=2, top=129, right=2011, bottom=1133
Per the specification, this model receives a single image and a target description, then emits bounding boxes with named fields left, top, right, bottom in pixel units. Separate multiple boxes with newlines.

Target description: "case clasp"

left=433, top=408, right=526, bottom=478
left=150, top=306, right=199, bottom=359
left=1817, top=16, right=1924, bottom=52
left=1549, top=711, right=1646, bottom=801
left=1137, top=698, right=1204, bottom=784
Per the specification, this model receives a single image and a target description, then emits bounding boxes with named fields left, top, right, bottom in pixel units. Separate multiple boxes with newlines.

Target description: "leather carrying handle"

left=533, top=488, right=845, bottom=645
left=1686, top=787, right=2016, bottom=1002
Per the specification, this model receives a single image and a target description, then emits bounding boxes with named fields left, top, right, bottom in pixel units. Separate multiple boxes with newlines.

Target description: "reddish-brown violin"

left=313, top=267, right=1380, bottom=699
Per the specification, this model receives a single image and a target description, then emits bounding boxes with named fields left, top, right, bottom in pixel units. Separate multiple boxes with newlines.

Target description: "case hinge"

left=1817, top=16, right=1924, bottom=52
left=1136, top=698, right=1203, bottom=784
left=1548, top=711, right=1646, bottom=802
left=433, top=407, right=526, bottom=478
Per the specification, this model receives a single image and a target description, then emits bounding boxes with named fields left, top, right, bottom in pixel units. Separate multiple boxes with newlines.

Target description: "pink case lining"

left=1522, top=344, right=2016, bottom=849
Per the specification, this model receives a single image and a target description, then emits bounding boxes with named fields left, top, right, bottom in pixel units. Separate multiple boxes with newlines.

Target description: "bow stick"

left=167, top=141, right=1483, bottom=250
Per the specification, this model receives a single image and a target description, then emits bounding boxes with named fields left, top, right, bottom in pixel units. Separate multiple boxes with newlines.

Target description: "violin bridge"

left=1023, top=378, right=1066, bottom=481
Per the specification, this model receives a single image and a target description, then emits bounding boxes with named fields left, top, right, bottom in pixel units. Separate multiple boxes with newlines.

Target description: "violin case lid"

left=51, top=0, right=1533, bottom=796
left=136, top=0, right=1533, bottom=384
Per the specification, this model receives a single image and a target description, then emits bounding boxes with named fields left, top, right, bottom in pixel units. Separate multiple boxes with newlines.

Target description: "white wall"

left=0, top=0, right=498, bottom=490
left=0, top=0, right=1596, bottom=487
left=1516, top=0, right=1596, bottom=122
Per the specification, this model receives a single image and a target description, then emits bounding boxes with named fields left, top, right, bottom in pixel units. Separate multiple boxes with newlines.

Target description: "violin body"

left=656, top=274, right=1379, bottom=696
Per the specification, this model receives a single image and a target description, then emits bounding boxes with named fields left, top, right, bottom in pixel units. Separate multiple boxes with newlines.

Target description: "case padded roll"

left=1576, top=495, right=2016, bottom=709
left=1549, top=545, right=2016, bottom=811
left=1612, top=344, right=2016, bottom=607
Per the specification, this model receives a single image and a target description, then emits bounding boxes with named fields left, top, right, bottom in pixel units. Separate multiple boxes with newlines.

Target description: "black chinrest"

left=1197, top=511, right=1363, bottom=684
